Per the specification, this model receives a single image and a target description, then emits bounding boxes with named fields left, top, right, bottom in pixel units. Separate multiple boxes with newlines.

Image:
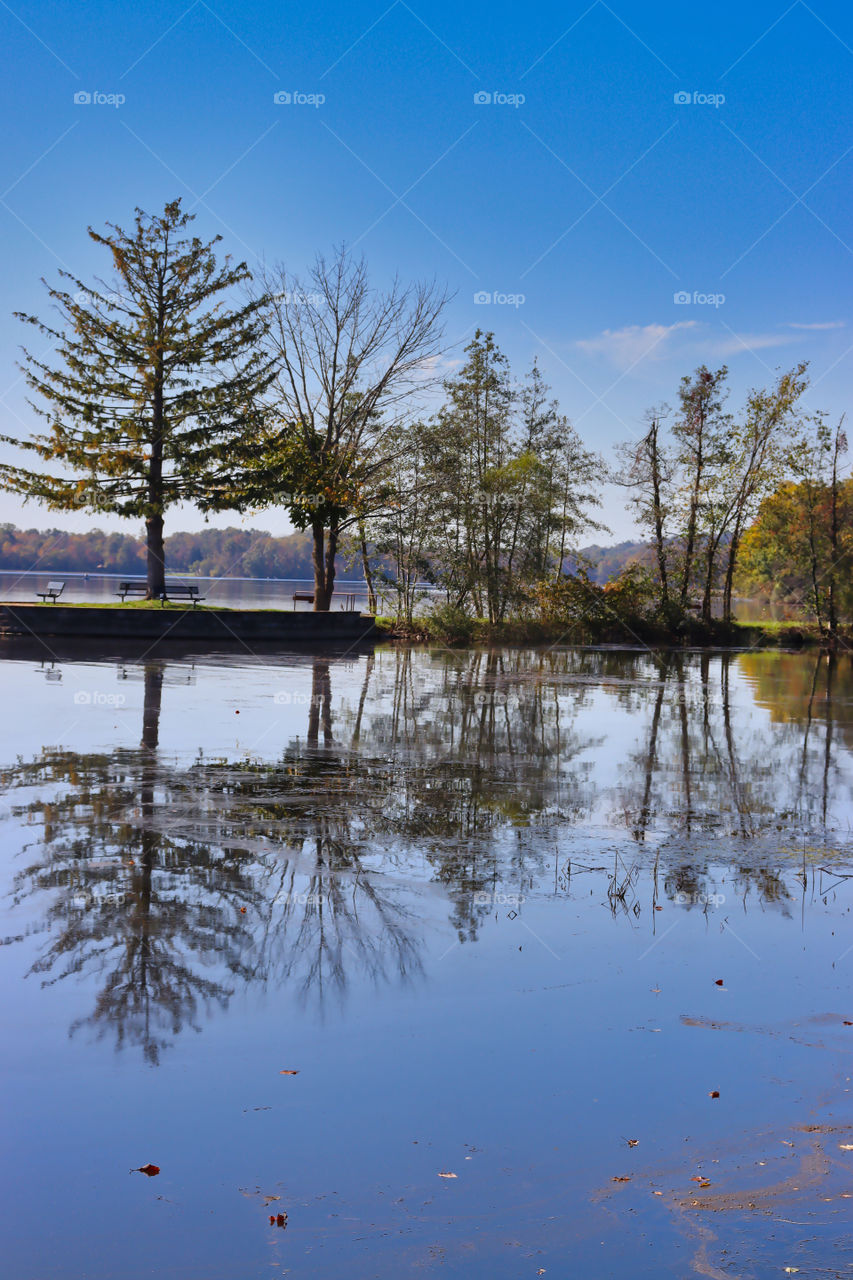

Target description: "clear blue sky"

left=2, top=0, right=851, bottom=542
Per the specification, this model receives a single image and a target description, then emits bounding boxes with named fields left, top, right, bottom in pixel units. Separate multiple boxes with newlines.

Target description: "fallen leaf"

left=690, top=1176, right=706, bottom=1183
left=626, top=1139, right=639, bottom=1147
left=612, top=1176, right=631, bottom=1183
left=269, top=1212, right=287, bottom=1228
left=839, top=1143, right=853, bottom=1151
left=279, top=1070, right=300, bottom=1075
left=784, top=1269, right=800, bottom=1274
left=438, top=1171, right=457, bottom=1179
left=653, top=1190, right=663, bottom=1196
left=654, top=906, right=662, bottom=911
left=134, top=1164, right=160, bottom=1177
left=240, top=907, right=247, bottom=914
left=714, top=979, right=724, bottom=986
left=709, top=1090, right=720, bottom=1098
left=844, top=1020, right=853, bottom=1026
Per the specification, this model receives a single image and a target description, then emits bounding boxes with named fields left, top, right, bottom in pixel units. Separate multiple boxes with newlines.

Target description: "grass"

left=19, top=599, right=231, bottom=611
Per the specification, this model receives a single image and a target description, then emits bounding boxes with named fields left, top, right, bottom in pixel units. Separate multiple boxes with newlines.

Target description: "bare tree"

left=248, top=249, right=449, bottom=610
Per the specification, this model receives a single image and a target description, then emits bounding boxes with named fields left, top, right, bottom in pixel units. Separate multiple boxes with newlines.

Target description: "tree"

left=719, top=363, right=809, bottom=621
left=0, top=200, right=272, bottom=597
left=243, top=249, right=449, bottom=610
left=615, top=411, right=674, bottom=616
left=671, top=365, right=730, bottom=610
left=419, top=337, right=600, bottom=623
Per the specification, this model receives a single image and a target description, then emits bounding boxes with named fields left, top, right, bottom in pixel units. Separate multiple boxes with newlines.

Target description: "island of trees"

left=0, top=199, right=849, bottom=644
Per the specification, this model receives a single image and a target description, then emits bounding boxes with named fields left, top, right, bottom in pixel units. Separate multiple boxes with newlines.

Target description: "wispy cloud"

left=576, top=321, right=696, bottom=368
left=706, top=330, right=802, bottom=358
left=785, top=320, right=845, bottom=331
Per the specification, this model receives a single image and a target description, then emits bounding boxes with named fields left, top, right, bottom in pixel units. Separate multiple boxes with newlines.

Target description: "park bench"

left=36, top=580, right=65, bottom=603
left=117, top=581, right=204, bottom=607
left=292, top=591, right=315, bottom=608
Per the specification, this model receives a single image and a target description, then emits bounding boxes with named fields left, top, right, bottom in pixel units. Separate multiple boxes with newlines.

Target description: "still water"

left=1, top=642, right=852, bottom=1278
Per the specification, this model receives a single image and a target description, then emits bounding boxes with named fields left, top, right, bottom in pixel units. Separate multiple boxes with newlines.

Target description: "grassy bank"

left=375, top=614, right=849, bottom=651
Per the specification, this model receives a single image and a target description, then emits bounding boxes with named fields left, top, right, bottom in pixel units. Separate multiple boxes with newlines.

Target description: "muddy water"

left=1, top=643, right=852, bottom=1278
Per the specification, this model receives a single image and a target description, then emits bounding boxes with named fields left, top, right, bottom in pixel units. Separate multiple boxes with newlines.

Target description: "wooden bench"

left=292, top=591, right=315, bottom=608
left=36, top=580, right=65, bottom=603
left=117, top=581, right=204, bottom=607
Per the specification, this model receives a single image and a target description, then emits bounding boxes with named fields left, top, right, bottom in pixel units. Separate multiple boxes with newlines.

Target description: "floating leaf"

left=626, top=1139, right=639, bottom=1147
left=269, top=1212, right=287, bottom=1228
left=715, top=979, right=724, bottom=986
left=612, top=1176, right=631, bottom=1183
left=134, top=1164, right=160, bottom=1177
left=279, top=1070, right=299, bottom=1076
left=438, top=1171, right=457, bottom=1179
left=839, top=1143, right=853, bottom=1151
left=709, top=1091, right=720, bottom=1098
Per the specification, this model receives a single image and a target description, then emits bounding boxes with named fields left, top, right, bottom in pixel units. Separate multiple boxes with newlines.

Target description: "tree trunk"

left=358, top=521, right=377, bottom=614
left=145, top=513, right=166, bottom=599
left=311, top=521, right=330, bottom=611
left=311, top=519, right=337, bottom=611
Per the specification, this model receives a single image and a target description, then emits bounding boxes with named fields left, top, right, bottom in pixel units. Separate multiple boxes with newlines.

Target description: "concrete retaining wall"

left=0, top=604, right=377, bottom=643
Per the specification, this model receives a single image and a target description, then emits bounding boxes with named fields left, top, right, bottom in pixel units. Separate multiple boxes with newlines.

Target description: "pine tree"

left=1, top=199, right=273, bottom=597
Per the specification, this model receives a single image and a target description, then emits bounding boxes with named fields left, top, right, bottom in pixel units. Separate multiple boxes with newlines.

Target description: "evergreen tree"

left=0, top=200, right=273, bottom=597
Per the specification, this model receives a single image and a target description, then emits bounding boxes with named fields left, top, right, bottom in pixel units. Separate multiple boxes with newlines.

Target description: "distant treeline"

left=0, top=524, right=349, bottom=579
left=0, top=522, right=649, bottom=583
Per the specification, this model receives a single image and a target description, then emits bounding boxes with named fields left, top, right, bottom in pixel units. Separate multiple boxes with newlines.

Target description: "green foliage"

left=424, top=603, right=477, bottom=644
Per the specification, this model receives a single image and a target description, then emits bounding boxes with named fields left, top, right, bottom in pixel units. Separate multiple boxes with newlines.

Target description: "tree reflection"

left=3, top=647, right=852, bottom=1056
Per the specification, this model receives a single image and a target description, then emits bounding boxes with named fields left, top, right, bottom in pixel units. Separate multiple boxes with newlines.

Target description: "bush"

left=424, top=603, right=476, bottom=644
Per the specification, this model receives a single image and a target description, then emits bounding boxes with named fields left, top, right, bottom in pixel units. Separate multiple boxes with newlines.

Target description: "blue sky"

left=1, top=0, right=852, bottom=542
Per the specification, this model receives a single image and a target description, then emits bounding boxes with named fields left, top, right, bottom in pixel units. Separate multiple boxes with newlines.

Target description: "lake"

left=1, top=641, right=852, bottom=1278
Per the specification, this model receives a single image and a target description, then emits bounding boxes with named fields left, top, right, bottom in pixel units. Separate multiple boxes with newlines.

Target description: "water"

left=0, top=570, right=373, bottom=610
left=1, top=642, right=852, bottom=1278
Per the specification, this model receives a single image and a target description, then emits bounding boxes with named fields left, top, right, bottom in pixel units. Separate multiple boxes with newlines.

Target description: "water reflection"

left=3, top=647, right=852, bottom=1059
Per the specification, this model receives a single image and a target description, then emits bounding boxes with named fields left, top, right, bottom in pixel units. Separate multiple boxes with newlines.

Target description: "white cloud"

left=576, top=321, right=696, bottom=368
left=705, top=331, right=802, bottom=358
left=785, top=320, right=845, bottom=331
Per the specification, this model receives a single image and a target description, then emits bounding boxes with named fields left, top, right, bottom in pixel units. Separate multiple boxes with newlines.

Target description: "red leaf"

left=279, top=1069, right=299, bottom=1075
left=714, top=979, right=724, bottom=986
left=134, top=1164, right=160, bottom=1177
